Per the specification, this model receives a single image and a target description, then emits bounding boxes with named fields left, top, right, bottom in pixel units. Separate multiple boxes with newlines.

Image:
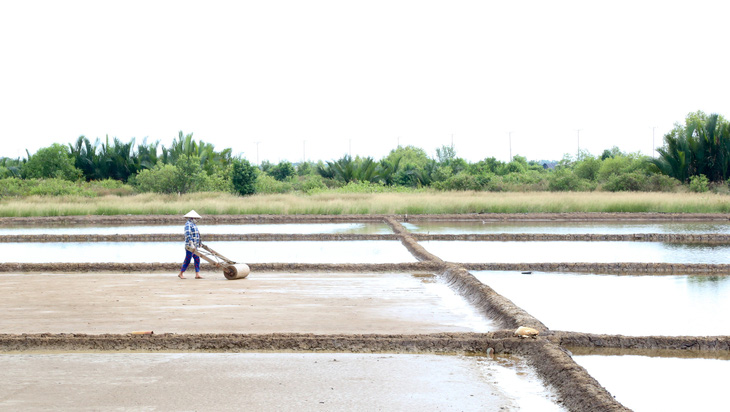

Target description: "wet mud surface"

left=0, top=272, right=494, bottom=335
left=0, top=352, right=566, bottom=411
left=4, top=213, right=730, bottom=411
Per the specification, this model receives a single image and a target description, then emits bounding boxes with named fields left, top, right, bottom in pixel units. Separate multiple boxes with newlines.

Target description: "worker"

left=178, top=210, right=203, bottom=279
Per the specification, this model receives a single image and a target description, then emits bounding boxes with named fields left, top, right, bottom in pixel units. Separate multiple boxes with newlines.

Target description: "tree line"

left=1, top=111, right=728, bottom=196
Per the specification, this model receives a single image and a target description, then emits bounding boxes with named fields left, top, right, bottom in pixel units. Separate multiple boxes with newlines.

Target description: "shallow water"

left=0, top=222, right=393, bottom=235
left=0, top=352, right=564, bottom=411
left=424, top=240, right=730, bottom=264
left=404, top=221, right=730, bottom=235
left=572, top=354, right=729, bottom=412
left=473, top=271, right=730, bottom=336
left=3, top=241, right=416, bottom=264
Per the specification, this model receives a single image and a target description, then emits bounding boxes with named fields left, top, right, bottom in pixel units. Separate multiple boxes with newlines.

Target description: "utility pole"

left=303, top=140, right=306, bottom=162
left=576, top=129, right=582, bottom=154
left=651, top=126, right=656, bottom=158
left=254, top=141, right=261, bottom=165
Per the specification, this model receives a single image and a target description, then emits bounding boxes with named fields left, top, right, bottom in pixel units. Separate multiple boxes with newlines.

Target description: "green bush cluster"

left=6, top=111, right=730, bottom=197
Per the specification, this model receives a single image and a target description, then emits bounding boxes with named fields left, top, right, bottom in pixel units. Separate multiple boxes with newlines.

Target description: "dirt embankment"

left=401, top=212, right=730, bottom=222
left=0, top=262, right=446, bottom=273
left=0, top=332, right=519, bottom=353
left=462, top=262, right=730, bottom=274
left=414, top=233, right=730, bottom=243
left=7, top=232, right=730, bottom=244
left=520, top=339, right=630, bottom=412
left=441, top=265, right=548, bottom=331
left=384, top=216, right=444, bottom=263
left=550, top=331, right=730, bottom=352
left=4, top=261, right=730, bottom=275
left=0, top=234, right=400, bottom=243
left=0, top=214, right=389, bottom=226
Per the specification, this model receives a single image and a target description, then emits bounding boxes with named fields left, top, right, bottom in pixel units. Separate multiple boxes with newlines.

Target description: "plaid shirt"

left=184, top=219, right=201, bottom=247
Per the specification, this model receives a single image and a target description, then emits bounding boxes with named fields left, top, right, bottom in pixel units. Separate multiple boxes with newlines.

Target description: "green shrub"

left=331, top=181, right=416, bottom=193
left=644, top=174, right=680, bottom=192
left=293, top=175, right=328, bottom=194
left=22, top=143, right=82, bottom=181
left=134, top=164, right=178, bottom=193
left=0, top=178, right=94, bottom=196
left=205, top=169, right=233, bottom=193
left=134, top=156, right=209, bottom=194
left=689, top=174, right=710, bottom=193
left=255, top=173, right=293, bottom=194
left=433, top=172, right=484, bottom=191
left=269, top=161, right=296, bottom=181
left=85, top=179, right=135, bottom=196
left=231, top=159, right=258, bottom=196
left=548, top=169, right=591, bottom=191
left=602, top=172, right=646, bottom=192
left=574, top=157, right=601, bottom=181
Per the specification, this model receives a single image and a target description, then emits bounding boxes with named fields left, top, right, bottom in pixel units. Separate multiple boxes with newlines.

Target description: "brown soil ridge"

left=0, top=234, right=400, bottom=242
left=7, top=232, right=730, bottom=243
left=0, top=262, right=446, bottom=273
left=414, top=233, right=730, bottom=243
left=5, top=262, right=729, bottom=275
left=0, top=332, right=521, bottom=353
left=550, top=331, right=730, bottom=351
left=3, top=212, right=730, bottom=227
left=385, top=216, right=444, bottom=263
left=0, top=214, right=389, bottom=225
left=462, top=262, right=730, bottom=274
left=441, top=265, right=548, bottom=331
left=401, top=212, right=730, bottom=222
left=521, top=339, right=630, bottom=411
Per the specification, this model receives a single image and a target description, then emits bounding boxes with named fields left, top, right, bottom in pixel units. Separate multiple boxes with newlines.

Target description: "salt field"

left=572, top=353, right=729, bottom=412
left=2, top=240, right=416, bottom=264
left=403, top=220, right=730, bottom=235
left=422, top=240, right=730, bottom=264
left=0, top=352, right=564, bottom=411
left=472, top=271, right=730, bottom=335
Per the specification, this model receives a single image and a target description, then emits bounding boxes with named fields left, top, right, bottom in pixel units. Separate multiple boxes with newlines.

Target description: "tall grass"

left=1, top=191, right=730, bottom=217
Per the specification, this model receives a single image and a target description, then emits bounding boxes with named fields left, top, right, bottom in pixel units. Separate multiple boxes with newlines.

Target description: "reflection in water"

left=0, top=223, right=393, bottom=235
left=425, top=241, right=730, bottom=264
left=573, top=354, right=729, bottom=412
left=404, top=221, right=730, bottom=235
left=473, top=271, right=730, bottom=336
left=2, top=241, right=416, bottom=264
left=476, top=355, right=565, bottom=411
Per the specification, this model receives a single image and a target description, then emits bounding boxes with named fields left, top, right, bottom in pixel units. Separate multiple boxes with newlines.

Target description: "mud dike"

left=3, top=213, right=730, bottom=411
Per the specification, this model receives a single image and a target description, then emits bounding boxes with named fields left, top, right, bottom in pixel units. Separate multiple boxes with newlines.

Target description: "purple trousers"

left=181, top=249, right=200, bottom=272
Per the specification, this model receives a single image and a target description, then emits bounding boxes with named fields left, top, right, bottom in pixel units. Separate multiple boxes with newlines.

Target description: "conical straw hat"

left=184, top=210, right=202, bottom=219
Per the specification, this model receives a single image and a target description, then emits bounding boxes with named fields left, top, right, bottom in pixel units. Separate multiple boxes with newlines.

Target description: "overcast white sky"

left=1, top=0, right=729, bottom=164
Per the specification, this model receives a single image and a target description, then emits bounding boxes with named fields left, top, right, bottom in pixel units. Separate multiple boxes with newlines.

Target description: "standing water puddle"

left=0, top=222, right=393, bottom=235
left=424, top=241, right=730, bottom=264
left=2, top=241, right=416, bottom=264
left=571, top=351, right=729, bottom=412
left=473, top=271, right=730, bottom=336
left=404, top=221, right=730, bottom=234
